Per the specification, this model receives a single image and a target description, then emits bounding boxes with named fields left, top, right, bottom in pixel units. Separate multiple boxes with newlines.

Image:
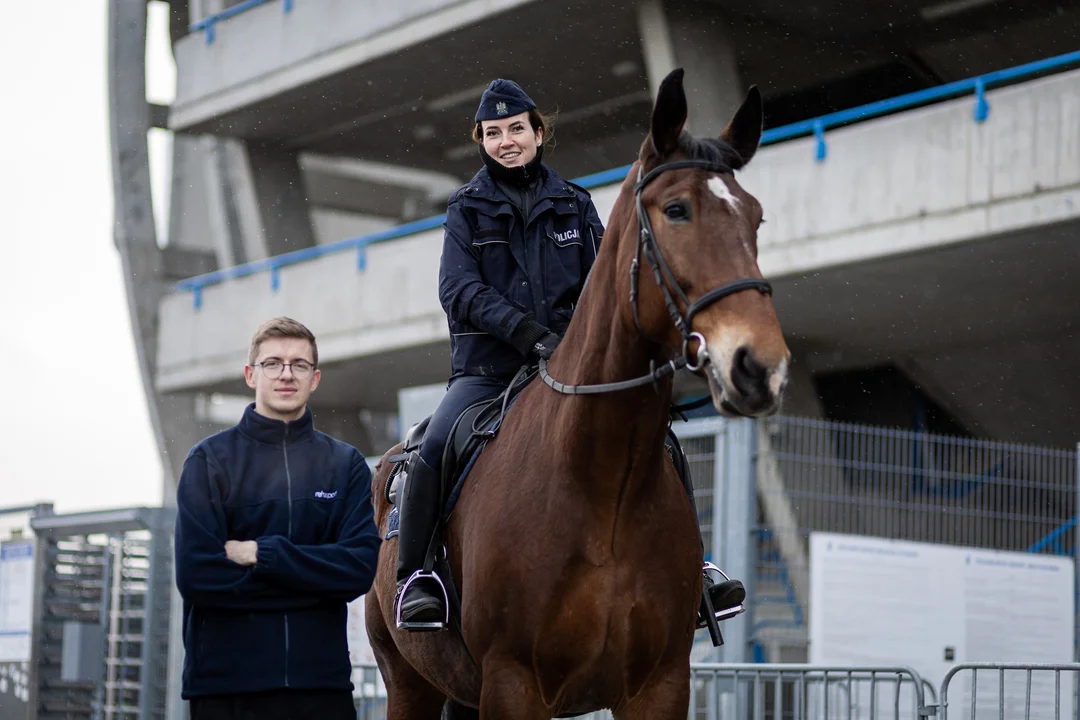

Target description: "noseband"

left=539, top=159, right=772, bottom=397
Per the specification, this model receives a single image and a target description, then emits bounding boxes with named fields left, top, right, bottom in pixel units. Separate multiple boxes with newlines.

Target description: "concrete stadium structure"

left=104, top=0, right=1080, bottom=713
left=113, top=0, right=1080, bottom=488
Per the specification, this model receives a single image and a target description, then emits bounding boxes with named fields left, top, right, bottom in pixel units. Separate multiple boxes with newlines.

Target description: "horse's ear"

left=650, top=68, right=687, bottom=158
left=720, top=85, right=763, bottom=169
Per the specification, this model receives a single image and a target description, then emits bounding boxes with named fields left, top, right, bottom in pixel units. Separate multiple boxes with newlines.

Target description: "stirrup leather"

left=703, top=562, right=746, bottom=621
left=395, top=569, right=450, bottom=631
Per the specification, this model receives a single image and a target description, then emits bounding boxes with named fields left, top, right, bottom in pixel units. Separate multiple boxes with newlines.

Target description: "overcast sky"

left=1, top=2, right=176, bottom=514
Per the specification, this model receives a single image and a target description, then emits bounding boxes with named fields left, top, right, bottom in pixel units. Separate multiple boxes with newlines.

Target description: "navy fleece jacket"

left=174, top=404, right=381, bottom=698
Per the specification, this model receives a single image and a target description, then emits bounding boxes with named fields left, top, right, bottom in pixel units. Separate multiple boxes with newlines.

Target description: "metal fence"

left=752, top=416, right=1078, bottom=660
left=763, top=417, right=1076, bottom=551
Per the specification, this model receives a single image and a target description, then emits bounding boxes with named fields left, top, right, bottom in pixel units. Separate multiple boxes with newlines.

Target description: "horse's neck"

left=541, top=245, right=673, bottom=503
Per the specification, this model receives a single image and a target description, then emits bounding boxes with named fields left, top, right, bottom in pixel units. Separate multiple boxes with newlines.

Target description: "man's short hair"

left=248, top=317, right=319, bottom=367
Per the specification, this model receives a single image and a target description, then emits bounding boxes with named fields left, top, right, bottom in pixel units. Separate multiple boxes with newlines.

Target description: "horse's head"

left=621, top=68, right=790, bottom=417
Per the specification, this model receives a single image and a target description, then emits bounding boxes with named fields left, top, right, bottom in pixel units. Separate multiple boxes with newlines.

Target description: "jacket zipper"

left=282, top=424, right=293, bottom=687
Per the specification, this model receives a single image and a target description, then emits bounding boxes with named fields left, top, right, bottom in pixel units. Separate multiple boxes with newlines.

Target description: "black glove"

left=510, top=319, right=561, bottom=361
left=531, top=331, right=561, bottom=360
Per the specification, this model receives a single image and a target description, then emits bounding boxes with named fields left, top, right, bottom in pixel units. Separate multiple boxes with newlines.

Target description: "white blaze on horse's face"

left=707, top=176, right=740, bottom=208
left=706, top=175, right=752, bottom=256
left=690, top=176, right=790, bottom=417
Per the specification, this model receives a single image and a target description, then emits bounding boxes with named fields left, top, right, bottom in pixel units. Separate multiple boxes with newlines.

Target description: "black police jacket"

left=438, top=164, right=605, bottom=379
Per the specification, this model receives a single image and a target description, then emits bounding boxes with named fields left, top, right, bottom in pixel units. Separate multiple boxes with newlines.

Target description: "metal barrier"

left=351, top=663, right=933, bottom=719
left=687, top=664, right=933, bottom=720
left=174, top=48, right=1080, bottom=306
left=934, top=663, right=1080, bottom=719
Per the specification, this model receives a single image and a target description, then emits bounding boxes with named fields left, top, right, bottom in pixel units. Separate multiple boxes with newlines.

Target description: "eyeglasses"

left=254, top=360, right=315, bottom=379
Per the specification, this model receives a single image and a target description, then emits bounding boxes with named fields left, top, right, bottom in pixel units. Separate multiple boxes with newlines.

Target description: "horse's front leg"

left=613, top=665, right=691, bottom=720
left=478, top=662, right=548, bottom=720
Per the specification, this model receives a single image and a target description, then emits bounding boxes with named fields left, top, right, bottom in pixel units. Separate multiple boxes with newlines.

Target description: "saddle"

left=385, top=367, right=535, bottom=514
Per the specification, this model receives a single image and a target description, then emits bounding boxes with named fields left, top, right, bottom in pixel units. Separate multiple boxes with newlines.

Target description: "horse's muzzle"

left=705, top=344, right=788, bottom=418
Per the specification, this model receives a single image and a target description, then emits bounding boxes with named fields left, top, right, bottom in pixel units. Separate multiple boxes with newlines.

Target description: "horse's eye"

left=663, top=202, right=690, bottom=222
left=757, top=217, right=767, bottom=229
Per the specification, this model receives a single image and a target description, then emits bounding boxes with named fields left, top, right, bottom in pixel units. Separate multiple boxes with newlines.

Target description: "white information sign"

left=0, top=542, right=34, bottom=663
left=810, top=532, right=1074, bottom=719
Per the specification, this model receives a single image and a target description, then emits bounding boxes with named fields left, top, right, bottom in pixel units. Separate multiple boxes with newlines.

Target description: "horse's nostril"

left=731, top=346, right=768, bottom=397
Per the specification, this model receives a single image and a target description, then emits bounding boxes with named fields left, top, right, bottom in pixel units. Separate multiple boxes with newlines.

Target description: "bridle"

left=539, top=158, right=772, bottom=398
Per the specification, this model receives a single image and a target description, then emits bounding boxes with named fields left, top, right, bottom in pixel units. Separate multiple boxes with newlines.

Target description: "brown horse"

left=366, top=68, right=791, bottom=719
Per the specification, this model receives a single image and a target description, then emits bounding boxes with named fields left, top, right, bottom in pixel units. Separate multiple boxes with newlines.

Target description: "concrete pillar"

left=107, top=3, right=213, bottom=719
left=169, top=135, right=219, bottom=258
left=202, top=137, right=247, bottom=266
left=204, top=138, right=316, bottom=265
left=637, top=0, right=745, bottom=138
left=245, top=142, right=317, bottom=257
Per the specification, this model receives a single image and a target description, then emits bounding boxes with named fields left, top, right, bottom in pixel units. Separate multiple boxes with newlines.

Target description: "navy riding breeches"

left=417, top=375, right=509, bottom=470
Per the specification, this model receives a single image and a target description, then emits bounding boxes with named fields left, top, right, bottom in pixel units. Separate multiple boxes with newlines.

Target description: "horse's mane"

left=674, top=132, right=743, bottom=169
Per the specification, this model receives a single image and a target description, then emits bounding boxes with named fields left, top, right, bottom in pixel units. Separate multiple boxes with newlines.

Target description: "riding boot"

left=666, top=433, right=746, bottom=625
left=394, top=451, right=448, bottom=631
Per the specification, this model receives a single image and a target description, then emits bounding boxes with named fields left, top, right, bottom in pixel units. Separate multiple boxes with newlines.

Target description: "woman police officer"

left=394, top=78, right=744, bottom=632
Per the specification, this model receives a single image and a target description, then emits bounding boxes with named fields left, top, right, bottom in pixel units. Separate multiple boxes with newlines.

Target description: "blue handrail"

left=190, top=0, right=292, bottom=44
left=176, top=47, right=1080, bottom=307
left=1028, top=516, right=1077, bottom=555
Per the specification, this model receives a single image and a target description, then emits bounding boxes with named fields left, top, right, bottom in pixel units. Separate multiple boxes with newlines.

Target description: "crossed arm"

left=174, top=449, right=380, bottom=610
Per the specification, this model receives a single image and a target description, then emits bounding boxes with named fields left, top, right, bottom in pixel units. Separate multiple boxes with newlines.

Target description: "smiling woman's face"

left=481, top=112, right=542, bottom=167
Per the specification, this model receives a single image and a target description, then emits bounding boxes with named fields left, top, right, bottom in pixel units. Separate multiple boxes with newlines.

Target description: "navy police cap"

left=475, top=79, right=537, bottom=124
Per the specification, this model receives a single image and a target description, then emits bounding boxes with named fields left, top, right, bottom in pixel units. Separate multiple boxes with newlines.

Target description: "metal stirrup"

left=395, top=570, right=450, bottom=630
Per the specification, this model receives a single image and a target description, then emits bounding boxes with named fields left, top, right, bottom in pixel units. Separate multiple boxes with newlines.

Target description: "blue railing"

left=1028, top=516, right=1077, bottom=555
left=753, top=528, right=805, bottom=635
left=176, top=48, right=1080, bottom=308
left=190, top=0, right=293, bottom=44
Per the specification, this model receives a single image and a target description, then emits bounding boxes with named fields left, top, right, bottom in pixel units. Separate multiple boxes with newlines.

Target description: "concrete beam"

left=169, top=0, right=537, bottom=132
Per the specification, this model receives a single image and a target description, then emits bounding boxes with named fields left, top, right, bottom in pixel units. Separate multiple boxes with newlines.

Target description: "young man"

left=174, top=317, right=381, bottom=720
